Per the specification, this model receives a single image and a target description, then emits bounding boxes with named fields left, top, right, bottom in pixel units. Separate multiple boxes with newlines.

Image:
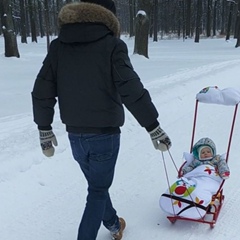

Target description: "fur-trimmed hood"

left=192, top=137, right=216, bottom=160
left=58, top=2, right=120, bottom=37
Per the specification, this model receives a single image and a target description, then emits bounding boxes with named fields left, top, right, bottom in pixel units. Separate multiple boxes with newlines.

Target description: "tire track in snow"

left=0, top=114, right=36, bottom=152
left=0, top=112, right=66, bottom=181
left=1, top=163, right=84, bottom=240
left=145, top=59, right=240, bottom=91
left=0, top=113, right=40, bottom=181
left=214, top=188, right=240, bottom=239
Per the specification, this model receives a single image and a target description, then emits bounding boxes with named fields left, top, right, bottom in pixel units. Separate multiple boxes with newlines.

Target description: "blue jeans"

left=68, top=133, right=121, bottom=240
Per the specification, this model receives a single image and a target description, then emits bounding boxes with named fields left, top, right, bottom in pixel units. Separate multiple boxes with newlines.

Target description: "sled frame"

left=166, top=99, right=239, bottom=228
left=167, top=189, right=224, bottom=228
left=190, top=100, right=239, bottom=163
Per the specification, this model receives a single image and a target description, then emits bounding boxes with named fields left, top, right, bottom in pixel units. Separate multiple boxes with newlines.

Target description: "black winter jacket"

left=32, top=2, right=159, bottom=134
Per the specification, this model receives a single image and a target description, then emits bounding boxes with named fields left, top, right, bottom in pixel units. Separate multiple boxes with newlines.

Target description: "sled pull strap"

left=161, top=150, right=178, bottom=216
left=226, top=103, right=239, bottom=163
left=190, top=100, right=199, bottom=152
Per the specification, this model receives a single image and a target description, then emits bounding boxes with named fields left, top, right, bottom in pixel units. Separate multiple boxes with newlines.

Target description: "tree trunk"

left=185, top=0, right=191, bottom=38
left=195, top=0, right=202, bottom=43
left=235, top=0, right=240, bottom=47
left=182, top=0, right=186, bottom=39
left=0, top=11, right=2, bottom=35
left=177, top=2, right=181, bottom=39
left=206, top=0, right=212, bottom=37
left=44, top=0, right=50, bottom=51
left=178, top=0, right=185, bottom=40
left=20, top=0, right=27, bottom=43
left=28, top=0, right=37, bottom=42
left=226, top=1, right=234, bottom=41
left=153, top=0, right=158, bottom=42
left=0, top=0, right=20, bottom=58
left=129, top=0, right=135, bottom=37
left=220, top=0, right=226, bottom=35
left=212, top=0, right=217, bottom=36
left=38, top=0, right=44, bottom=37
left=134, top=11, right=149, bottom=58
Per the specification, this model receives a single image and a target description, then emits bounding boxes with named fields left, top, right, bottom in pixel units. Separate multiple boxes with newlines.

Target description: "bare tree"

left=153, top=0, right=158, bottom=42
left=0, top=11, right=2, bottom=35
left=195, top=0, right=202, bottom=43
left=133, top=0, right=153, bottom=58
left=220, top=0, right=227, bottom=35
left=235, top=0, right=240, bottom=47
left=0, top=0, right=20, bottom=57
left=185, top=0, right=192, bottom=38
left=212, top=0, right=218, bottom=36
left=206, top=0, right=212, bottom=37
left=28, top=0, right=37, bottom=42
left=38, top=0, right=44, bottom=37
left=19, top=0, right=27, bottom=43
left=134, top=11, right=149, bottom=58
left=129, top=0, right=135, bottom=37
left=178, top=0, right=186, bottom=39
left=226, top=0, right=236, bottom=41
left=44, top=0, right=50, bottom=50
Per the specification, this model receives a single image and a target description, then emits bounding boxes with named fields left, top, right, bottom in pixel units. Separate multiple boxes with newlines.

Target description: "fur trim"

left=58, top=2, right=120, bottom=37
left=198, top=146, right=213, bottom=160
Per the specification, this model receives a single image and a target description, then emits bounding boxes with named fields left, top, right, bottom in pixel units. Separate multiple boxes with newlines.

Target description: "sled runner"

left=159, top=86, right=240, bottom=228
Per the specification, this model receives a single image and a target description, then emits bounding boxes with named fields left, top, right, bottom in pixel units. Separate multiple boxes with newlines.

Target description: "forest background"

left=1, top=0, right=240, bottom=59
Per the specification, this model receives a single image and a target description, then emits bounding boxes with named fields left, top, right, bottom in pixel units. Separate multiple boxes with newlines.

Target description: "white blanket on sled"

left=159, top=164, right=223, bottom=219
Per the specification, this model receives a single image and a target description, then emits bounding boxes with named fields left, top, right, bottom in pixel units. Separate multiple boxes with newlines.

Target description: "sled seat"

left=166, top=189, right=224, bottom=228
left=165, top=153, right=225, bottom=228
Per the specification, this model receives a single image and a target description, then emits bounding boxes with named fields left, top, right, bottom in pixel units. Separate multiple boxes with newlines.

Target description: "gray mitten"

left=149, top=126, right=172, bottom=151
left=39, top=130, right=58, bottom=157
left=221, top=171, right=230, bottom=180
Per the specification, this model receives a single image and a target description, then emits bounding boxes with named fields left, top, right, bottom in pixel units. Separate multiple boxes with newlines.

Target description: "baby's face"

left=200, top=147, right=213, bottom=160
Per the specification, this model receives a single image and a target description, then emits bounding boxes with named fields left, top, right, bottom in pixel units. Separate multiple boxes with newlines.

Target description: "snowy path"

left=1, top=38, right=240, bottom=240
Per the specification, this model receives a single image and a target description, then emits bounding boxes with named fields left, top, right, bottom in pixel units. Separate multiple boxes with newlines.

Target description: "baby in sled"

left=159, top=137, right=230, bottom=219
left=180, top=137, right=230, bottom=179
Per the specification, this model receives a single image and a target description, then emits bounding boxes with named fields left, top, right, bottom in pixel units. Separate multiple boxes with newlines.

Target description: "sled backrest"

left=190, top=87, right=240, bottom=164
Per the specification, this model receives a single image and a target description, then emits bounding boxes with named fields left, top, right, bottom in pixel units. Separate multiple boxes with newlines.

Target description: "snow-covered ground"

left=1, top=35, right=240, bottom=240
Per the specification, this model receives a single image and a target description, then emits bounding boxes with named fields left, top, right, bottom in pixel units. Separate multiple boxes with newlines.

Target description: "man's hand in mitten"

left=39, top=130, right=58, bottom=157
left=148, top=126, right=172, bottom=151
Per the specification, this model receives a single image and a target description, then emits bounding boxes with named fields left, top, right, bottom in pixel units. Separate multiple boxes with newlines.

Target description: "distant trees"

left=123, top=0, right=240, bottom=48
left=1, top=0, right=240, bottom=58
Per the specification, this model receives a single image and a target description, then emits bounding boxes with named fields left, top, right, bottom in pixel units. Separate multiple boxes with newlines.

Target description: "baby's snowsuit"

left=182, top=137, right=230, bottom=179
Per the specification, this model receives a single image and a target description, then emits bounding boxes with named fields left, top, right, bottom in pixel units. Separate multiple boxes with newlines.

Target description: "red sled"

left=160, top=86, right=240, bottom=228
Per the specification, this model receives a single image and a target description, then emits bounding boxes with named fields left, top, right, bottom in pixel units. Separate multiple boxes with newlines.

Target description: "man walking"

left=32, top=1, right=171, bottom=239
